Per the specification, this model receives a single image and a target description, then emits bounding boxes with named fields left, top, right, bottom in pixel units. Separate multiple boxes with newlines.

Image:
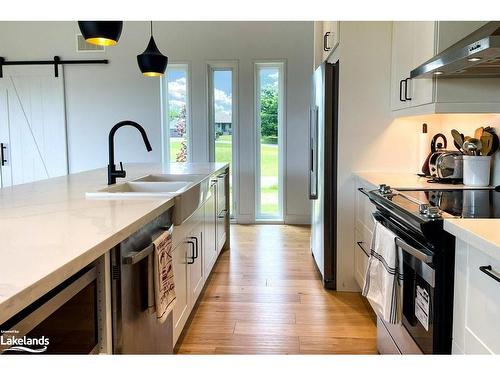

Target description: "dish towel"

left=153, top=225, right=176, bottom=323
left=362, top=221, right=404, bottom=324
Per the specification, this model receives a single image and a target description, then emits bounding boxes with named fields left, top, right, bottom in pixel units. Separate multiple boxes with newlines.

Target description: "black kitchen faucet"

left=108, top=120, right=152, bottom=185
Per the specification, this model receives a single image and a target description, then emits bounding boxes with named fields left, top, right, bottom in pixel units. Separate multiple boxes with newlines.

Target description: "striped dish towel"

left=153, top=225, right=176, bottom=323
left=362, top=221, right=404, bottom=324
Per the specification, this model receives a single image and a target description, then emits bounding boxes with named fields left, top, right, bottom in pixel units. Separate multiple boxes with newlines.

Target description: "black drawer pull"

left=399, top=79, right=406, bottom=102
left=404, top=78, right=412, bottom=101
left=479, top=265, right=500, bottom=283
left=357, top=187, right=369, bottom=197
left=187, top=240, right=195, bottom=264
left=356, top=241, right=370, bottom=257
left=323, top=32, right=331, bottom=51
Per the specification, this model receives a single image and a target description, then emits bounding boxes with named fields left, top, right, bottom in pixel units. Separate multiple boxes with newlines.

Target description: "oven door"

left=373, top=212, right=436, bottom=354
left=400, top=243, right=436, bottom=354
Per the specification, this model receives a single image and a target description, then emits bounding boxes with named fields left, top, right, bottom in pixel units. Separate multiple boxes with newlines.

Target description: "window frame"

left=160, top=62, right=192, bottom=164
left=254, top=60, right=286, bottom=221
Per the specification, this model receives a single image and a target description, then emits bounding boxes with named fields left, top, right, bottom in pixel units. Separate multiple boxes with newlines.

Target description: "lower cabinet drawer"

left=464, top=246, right=500, bottom=354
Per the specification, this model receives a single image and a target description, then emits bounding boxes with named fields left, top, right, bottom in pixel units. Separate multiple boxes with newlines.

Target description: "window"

left=255, top=62, right=285, bottom=220
left=208, top=63, right=238, bottom=217
left=162, top=64, right=190, bottom=163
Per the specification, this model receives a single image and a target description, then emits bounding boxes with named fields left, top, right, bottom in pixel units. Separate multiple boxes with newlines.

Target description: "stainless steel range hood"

left=411, top=22, right=500, bottom=79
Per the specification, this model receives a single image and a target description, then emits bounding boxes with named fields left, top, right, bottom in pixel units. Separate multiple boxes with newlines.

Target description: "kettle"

left=422, top=133, right=447, bottom=175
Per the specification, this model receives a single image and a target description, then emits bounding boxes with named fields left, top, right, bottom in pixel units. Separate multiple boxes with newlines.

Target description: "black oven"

left=372, top=211, right=454, bottom=354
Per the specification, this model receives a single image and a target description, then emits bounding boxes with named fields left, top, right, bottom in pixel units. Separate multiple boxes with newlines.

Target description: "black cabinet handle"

left=323, top=32, right=331, bottom=51
left=399, top=79, right=406, bottom=102
left=356, top=241, right=371, bottom=257
left=357, top=187, right=369, bottom=197
left=479, top=265, right=500, bottom=283
left=404, top=78, right=412, bottom=101
left=1, top=143, right=6, bottom=166
left=187, top=240, right=195, bottom=264
left=188, top=236, right=199, bottom=259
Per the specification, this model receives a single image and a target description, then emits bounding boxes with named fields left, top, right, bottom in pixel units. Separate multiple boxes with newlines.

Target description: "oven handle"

left=395, top=237, right=433, bottom=264
left=372, top=213, right=433, bottom=264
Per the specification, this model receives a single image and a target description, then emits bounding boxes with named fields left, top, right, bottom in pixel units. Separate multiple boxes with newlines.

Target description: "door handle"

left=1, top=143, right=7, bottom=166
left=323, top=32, right=331, bottom=51
left=404, top=78, right=412, bottom=101
left=479, top=265, right=500, bottom=283
left=399, top=79, right=407, bottom=102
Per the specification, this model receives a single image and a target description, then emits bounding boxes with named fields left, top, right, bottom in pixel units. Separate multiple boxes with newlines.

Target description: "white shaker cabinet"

left=353, top=177, right=377, bottom=290
left=453, top=238, right=500, bottom=354
left=171, top=167, right=229, bottom=346
left=390, top=21, right=500, bottom=116
left=390, top=21, right=435, bottom=111
left=314, top=21, right=339, bottom=69
left=204, top=179, right=218, bottom=279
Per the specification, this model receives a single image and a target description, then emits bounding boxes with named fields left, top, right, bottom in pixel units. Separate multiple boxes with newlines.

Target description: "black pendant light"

left=78, top=21, right=123, bottom=46
left=137, top=21, right=168, bottom=77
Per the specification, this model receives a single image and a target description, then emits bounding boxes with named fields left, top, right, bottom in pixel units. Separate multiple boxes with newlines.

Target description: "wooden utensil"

left=480, top=132, right=493, bottom=156
left=451, top=129, right=464, bottom=151
left=474, top=127, right=484, bottom=140
left=484, top=127, right=499, bottom=156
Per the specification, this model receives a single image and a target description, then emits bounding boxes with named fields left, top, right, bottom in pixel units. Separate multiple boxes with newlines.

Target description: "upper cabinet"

left=390, top=21, right=500, bottom=116
left=314, top=21, right=339, bottom=70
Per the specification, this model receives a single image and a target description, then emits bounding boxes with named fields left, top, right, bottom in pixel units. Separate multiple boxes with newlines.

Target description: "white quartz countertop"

left=0, top=162, right=227, bottom=324
left=444, top=219, right=500, bottom=260
left=355, top=171, right=479, bottom=190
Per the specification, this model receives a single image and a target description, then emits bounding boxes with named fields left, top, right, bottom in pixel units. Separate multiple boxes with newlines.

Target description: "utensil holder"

left=463, top=155, right=491, bottom=187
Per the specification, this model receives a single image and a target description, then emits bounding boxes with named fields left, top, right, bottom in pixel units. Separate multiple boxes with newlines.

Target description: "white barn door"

left=0, top=66, right=67, bottom=187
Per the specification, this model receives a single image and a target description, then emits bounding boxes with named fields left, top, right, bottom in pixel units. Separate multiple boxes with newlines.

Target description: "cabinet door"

left=204, top=181, right=217, bottom=279
left=390, top=22, right=414, bottom=111
left=216, top=173, right=227, bottom=253
left=408, top=21, right=435, bottom=107
left=188, top=223, right=204, bottom=305
left=322, top=21, right=339, bottom=62
left=354, top=229, right=370, bottom=290
left=172, top=240, right=190, bottom=344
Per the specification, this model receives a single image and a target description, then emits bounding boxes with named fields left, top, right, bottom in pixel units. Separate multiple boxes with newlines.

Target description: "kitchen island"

left=0, top=162, right=229, bottom=353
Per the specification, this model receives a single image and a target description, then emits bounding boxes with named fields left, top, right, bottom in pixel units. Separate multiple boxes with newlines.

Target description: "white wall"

left=0, top=21, right=313, bottom=223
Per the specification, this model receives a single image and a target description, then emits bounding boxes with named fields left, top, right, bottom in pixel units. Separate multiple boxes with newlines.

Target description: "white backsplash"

left=393, top=114, right=500, bottom=186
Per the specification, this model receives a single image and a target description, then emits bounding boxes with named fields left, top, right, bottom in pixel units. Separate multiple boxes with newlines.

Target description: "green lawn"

left=170, top=136, right=279, bottom=216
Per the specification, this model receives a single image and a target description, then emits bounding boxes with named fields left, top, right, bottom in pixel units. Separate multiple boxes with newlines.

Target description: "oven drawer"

left=454, top=239, right=500, bottom=354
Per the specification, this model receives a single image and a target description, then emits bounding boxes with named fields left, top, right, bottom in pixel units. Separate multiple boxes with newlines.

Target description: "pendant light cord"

left=150, top=21, right=153, bottom=37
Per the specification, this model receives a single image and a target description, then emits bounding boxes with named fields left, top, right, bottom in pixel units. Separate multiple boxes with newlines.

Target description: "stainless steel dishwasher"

left=110, top=210, right=173, bottom=354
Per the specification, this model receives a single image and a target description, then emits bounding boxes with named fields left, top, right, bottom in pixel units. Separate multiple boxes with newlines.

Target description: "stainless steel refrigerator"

left=310, top=61, right=338, bottom=289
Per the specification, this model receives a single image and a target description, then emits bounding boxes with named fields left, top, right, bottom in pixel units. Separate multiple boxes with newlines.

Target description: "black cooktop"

left=400, top=188, right=500, bottom=219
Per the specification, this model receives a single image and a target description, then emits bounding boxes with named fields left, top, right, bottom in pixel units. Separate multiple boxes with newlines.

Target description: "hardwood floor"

left=176, top=224, right=377, bottom=354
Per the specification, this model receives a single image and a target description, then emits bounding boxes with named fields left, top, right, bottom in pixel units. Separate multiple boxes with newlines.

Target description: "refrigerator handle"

left=309, top=106, right=318, bottom=200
